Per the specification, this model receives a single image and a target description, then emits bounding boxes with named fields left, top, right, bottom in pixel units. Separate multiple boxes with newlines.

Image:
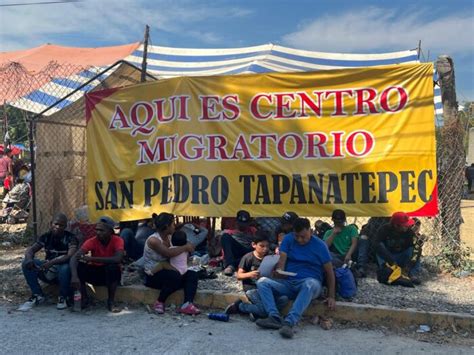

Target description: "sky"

left=0, top=0, right=473, bottom=100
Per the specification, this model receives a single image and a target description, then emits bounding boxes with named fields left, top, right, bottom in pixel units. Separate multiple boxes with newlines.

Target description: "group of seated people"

left=18, top=208, right=425, bottom=339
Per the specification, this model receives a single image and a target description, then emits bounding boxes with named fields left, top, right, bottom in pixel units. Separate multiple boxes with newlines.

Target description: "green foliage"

left=432, top=239, right=473, bottom=274
left=0, top=105, right=29, bottom=146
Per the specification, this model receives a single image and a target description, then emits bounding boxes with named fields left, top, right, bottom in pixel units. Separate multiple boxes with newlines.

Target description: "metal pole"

left=141, top=25, right=150, bottom=83
left=28, top=117, right=38, bottom=239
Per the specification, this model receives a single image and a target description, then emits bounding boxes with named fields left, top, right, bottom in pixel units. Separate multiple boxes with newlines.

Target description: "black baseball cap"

left=236, top=210, right=251, bottom=225
left=281, top=211, right=299, bottom=225
left=97, top=216, right=118, bottom=230
left=331, top=209, right=346, bottom=222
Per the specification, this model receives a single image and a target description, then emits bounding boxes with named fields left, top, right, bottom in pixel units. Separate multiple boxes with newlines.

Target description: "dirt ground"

left=1, top=305, right=472, bottom=354
left=1, top=220, right=473, bottom=347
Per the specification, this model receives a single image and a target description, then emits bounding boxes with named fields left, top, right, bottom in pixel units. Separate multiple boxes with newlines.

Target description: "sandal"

left=107, top=300, right=122, bottom=313
left=319, top=316, right=334, bottom=330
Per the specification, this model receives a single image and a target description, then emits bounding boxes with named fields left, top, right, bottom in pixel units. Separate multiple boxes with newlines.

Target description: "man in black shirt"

left=221, top=210, right=256, bottom=276
left=375, top=212, right=421, bottom=283
left=19, top=213, right=78, bottom=311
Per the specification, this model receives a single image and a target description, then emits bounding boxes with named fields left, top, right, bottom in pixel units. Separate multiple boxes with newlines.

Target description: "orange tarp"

left=0, top=42, right=139, bottom=102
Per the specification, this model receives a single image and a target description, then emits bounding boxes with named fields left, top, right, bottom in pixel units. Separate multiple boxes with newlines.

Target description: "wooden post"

left=435, top=55, right=463, bottom=258
left=141, top=25, right=150, bottom=83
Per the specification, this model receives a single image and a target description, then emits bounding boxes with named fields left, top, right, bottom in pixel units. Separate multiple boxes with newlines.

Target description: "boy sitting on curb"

left=224, top=230, right=288, bottom=320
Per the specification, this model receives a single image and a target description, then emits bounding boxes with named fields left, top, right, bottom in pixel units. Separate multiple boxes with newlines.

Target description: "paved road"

left=0, top=304, right=471, bottom=354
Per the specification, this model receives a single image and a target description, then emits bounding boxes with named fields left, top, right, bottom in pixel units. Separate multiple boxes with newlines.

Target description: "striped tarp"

left=9, top=43, right=443, bottom=122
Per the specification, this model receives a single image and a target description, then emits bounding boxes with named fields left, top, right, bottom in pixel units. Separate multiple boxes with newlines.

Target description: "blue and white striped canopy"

left=9, top=43, right=443, bottom=121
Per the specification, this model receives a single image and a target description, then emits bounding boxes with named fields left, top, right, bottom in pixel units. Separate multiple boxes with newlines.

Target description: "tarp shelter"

left=0, top=42, right=442, bottom=234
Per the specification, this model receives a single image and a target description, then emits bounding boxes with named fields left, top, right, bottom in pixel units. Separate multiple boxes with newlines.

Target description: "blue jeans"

left=239, top=288, right=288, bottom=318
left=257, top=277, right=322, bottom=326
left=22, top=259, right=72, bottom=298
left=357, top=236, right=370, bottom=268
left=376, top=247, right=421, bottom=276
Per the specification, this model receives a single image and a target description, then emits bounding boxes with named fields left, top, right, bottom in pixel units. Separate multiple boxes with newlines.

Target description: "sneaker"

left=153, top=301, right=165, bottom=314
left=178, top=303, right=201, bottom=315
left=56, top=296, right=68, bottom=310
left=224, top=300, right=242, bottom=315
left=223, top=266, right=235, bottom=276
left=17, top=294, right=45, bottom=312
left=256, top=316, right=282, bottom=329
left=249, top=313, right=259, bottom=322
left=279, top=321, right=294, bottom=338
left=410, top=276, right=422, bottom=285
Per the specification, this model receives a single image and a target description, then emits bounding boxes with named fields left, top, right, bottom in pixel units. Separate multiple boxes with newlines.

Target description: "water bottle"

left=72, top=291, right=82, bottom=312
left=208, top=313, right=229, bottom=322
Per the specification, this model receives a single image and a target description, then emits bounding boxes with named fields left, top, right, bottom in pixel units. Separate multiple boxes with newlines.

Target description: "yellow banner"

left=86, top=63, right=437, bottom=221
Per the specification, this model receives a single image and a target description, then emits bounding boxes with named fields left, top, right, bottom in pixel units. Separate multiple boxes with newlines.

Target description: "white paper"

left=258, top=254, right=280, bottom=277
left=276, top=269, right=297, bottom=277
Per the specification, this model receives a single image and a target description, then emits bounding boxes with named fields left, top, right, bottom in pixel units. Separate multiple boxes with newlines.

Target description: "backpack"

left=335, top=267, right=357, bottom=299
left=377, top=263, right=414, bottom=288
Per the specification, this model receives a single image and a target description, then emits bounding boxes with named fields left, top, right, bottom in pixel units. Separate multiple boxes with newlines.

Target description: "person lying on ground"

left=70, top=216, right=124, bottom=312
left=375, top=212, right=422, bottom=285
left=224, top=230, right=288, bottom=320
left=256, top=218, right=336, bottom=339
left=323, top=209, right=358, bottom=268
left=143, top=212, right=200, bottom=315
left=19, top=213, right=78, bottom=311
left=145, top=230, right=188, bottom=276
left=221, top=210, right=257, bottom=276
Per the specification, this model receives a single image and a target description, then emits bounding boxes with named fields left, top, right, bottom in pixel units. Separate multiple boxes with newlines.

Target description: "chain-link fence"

left=0, top=58, right=471, bottom=268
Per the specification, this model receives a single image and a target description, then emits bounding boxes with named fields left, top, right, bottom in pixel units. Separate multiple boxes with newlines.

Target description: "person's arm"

left=42, top=243, right=78, bottom=269
left=7, top=159, right=13, bottom=175
left=70, top=248, right=86, bottom=289
left=82, top=250, right=124, bottom=265
left=344, top=237, right=358, bottom=263
left=344, top=227, right=359, bottom=262
left=324, top=226, right=341, bottom=247
left=147, top=236, right=194, bottom=258
left=236, top=267, right=259, bottom=280
left=323, top=262, right=336, bottom=310
left=24, top=242, right=42, bottom=263
left=272, top=251, right=289, bottom=278
left=375, top=228, right=396, bottom=265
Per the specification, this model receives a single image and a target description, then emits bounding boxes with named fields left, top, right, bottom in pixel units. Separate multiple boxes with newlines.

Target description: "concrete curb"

left=85, top=285, right=473, bottom=332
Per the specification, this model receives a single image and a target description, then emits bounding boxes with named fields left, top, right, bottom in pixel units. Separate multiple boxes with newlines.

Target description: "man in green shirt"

left=323, top=209, right=358, bottom=267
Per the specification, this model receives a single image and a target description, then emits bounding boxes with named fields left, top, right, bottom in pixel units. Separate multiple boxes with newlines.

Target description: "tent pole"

left=417, top=40, right=422, bottom=60
left=141, top=25, right=150, bottom=83
left=28, top=117, right=38, bottom=239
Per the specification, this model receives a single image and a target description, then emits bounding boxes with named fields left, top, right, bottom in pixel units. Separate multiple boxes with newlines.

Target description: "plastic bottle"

left=208, top=313, right=230, bottom=322
left=72, top=290, right=82, bottom=312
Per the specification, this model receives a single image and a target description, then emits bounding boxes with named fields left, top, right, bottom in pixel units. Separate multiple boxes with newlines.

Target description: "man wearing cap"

left=375, top=212, right=421, bottom=284
left=323, top=209, right=359, bottom=267
left=70, top=216, right=124, bottom=312
left=256, top=218, right=336, bottom=338
left=18, top=213, right=78, bottom=311
left=221, top=210, right=257, bottom=276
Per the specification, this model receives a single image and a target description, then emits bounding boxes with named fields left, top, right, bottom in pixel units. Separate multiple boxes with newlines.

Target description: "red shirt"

left=0, top=156, right=12, bottom=178
left=81, top=235, right=124, bottom=266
